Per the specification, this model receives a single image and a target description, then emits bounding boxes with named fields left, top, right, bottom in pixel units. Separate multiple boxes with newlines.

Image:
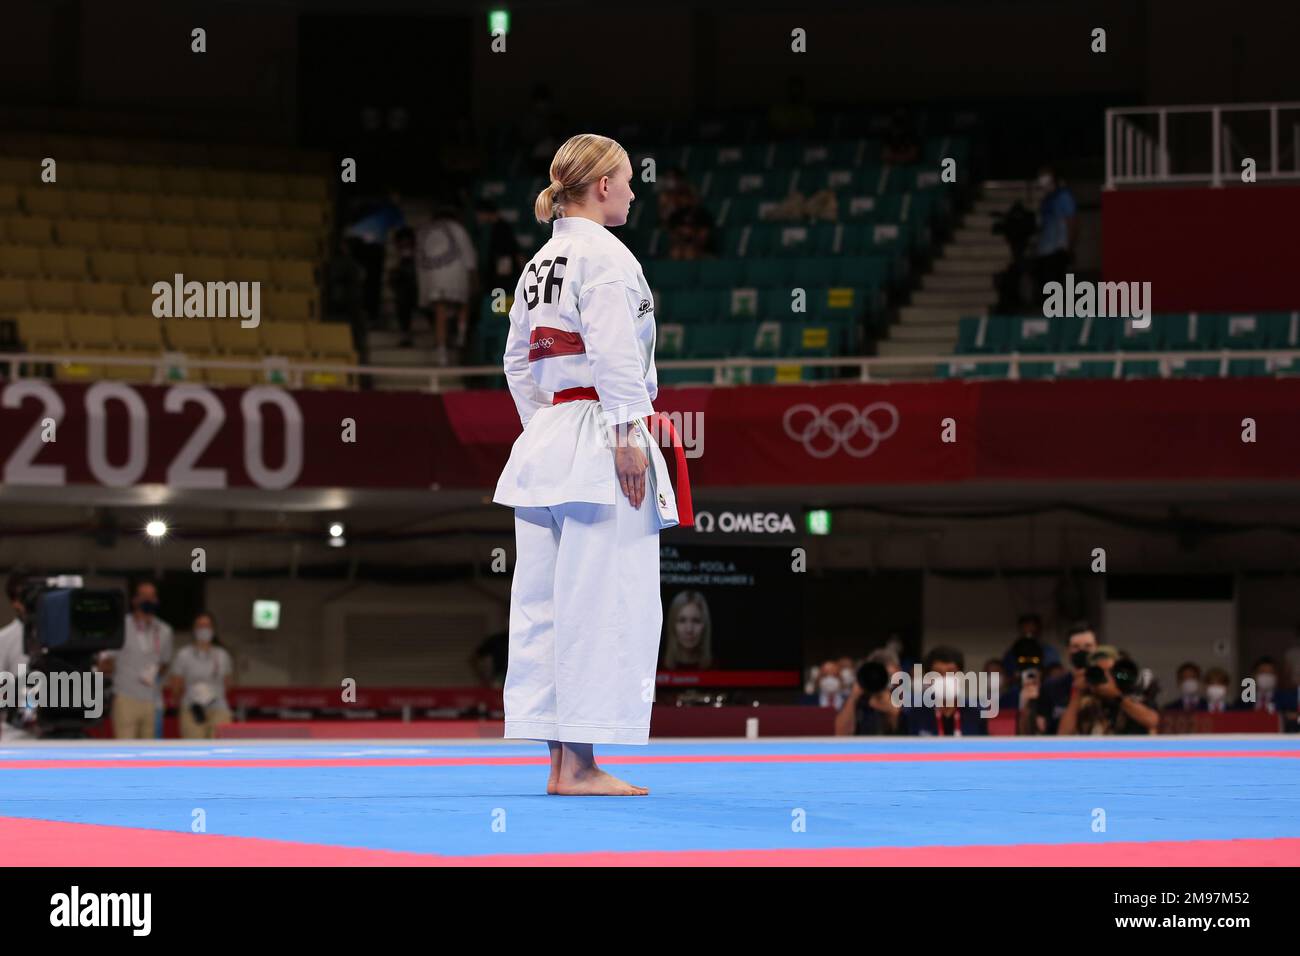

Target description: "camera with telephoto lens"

left=1086, top=656, right=1140, bottom=693
left=856, top=660, right=890, bottom=695
left=10, top=575, right=124, bottom=738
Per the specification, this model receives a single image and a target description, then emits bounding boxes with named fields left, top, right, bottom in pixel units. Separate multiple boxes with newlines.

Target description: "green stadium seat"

left=1158, top=313, right=1217, bottom=350
left=1010, top=317, right=1059, bottom=353
left=697, top=258, right=746, bottom=288
left=956, top=315, right=1010, bottom=354
left=685, top=323, right=737, bottom=359
left=740, top=257, right=791, bottom=287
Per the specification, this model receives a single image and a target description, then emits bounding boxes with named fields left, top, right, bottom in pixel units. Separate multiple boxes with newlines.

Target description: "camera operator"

left=98, top=578, right=173, bottom=739
left=0, top=572, right=36, bottom=741
left=1056, top=645, right=1159, bottom=735
left=1022, top=622, right=1097, bottom=734
left=167, top=611, right=234, bottom=739
left=836, top=648, right=905, bottom=736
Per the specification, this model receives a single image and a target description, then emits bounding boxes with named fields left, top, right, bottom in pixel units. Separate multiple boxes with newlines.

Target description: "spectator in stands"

left=325, top=236, right=367, bottom=359
left=761, top=188, right=839, bottom=223
left=881, top=109, right=921, bottom=166
left=1056, top=645, right=1159, bottom=735
left=1025, top=622, right=1097, bottom=734
left=904, top=646, right=987, bottom=737
left=416, top=204, right=480, bottom=365
left=667, top=192, right=717, bottom=260
left=474, top=200, right=524, bottom=300
left=656, top=167, right=693, bottom=226
left=343, top=190, right=407, bottom=323
left=469, top=630, right=509, bottom=688
left=837, top=647, right=905, bottom=735
left=168, top=611, right=233, bottom=740
left=1032, top=164, right=1076, bottom=309
left=1236, top=656, right=1296, bottom=715
left=1203, top=668, right=1232, bottom=713
left=1164, top=662, right=1206, bottom=712
left=388, top=226, right=419, bottom=348
left=768, top=75, right=816, bottom=137
left=992, top=200, right=1036, bottom=314
left=661, top=590, right=714, bottom=670
left=98, top=578, right=174, bottom=740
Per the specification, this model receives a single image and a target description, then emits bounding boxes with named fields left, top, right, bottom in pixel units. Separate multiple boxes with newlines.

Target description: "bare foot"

left=556, top=767, right=649, bottom=796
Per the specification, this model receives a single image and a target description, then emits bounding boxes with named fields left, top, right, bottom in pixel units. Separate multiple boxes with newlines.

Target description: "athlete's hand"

left=614, top=444, right=649, bottom=508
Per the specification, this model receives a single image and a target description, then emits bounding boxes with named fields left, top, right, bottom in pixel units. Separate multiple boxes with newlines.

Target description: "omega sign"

left=692, top=510, right=797, bottom=534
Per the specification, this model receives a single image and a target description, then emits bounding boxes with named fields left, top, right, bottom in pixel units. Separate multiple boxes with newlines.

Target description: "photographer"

left=167, top=611, right=233, bottom=739
left=836, top=648, right=905, bottom=736
left=1056, top=645, right=1159, bottom=735
left=98, top=578, right=174, bottom=739
left=0, top=572, right=34, bottom=741
left=1023, top=622, right=1096, bottom=734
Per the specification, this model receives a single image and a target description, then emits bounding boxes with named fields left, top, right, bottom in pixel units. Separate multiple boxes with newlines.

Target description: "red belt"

left=552, top=385, right=693, bottom=527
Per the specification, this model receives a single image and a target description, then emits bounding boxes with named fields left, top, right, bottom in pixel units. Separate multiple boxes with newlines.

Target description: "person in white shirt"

left=167, top=611, right=234, bottom=739
left=415, top=207, right=479, bottom=365
left=493, top=133, right=694, bottom=796
left=98, top=579, right=173, bottom=739
left=0, top=572, right=34, bottom=741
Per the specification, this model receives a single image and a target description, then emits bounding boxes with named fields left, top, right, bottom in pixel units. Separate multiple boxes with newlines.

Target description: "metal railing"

left=5, top=349, right=1299, bottom=390
left=1105, top=101, right=1300, bottom=188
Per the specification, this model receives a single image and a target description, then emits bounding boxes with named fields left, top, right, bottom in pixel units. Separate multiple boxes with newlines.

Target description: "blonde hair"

left=533, top=133, right=629, bottom=224
left=661, top=590, right=713, bottom=669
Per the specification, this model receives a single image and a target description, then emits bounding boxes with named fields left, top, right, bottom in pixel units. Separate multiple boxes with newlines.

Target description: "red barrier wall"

left=1101, top=185, right=1300, bottom=311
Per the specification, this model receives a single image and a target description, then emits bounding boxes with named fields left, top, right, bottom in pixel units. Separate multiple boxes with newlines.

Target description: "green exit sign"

left=488, top=10, right=510, bottom=35
left=252, top=600, right=281, bottom=630
left=806, top=509, right=831, bottom=535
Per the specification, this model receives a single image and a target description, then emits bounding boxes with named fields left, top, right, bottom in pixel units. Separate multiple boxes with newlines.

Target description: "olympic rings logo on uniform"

left=530, top=337, right=556, bottom=350
left=782, top=402, right=900, bottom=458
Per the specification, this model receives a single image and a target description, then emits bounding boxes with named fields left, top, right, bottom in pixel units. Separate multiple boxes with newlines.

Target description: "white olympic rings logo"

left=531, top=336, right=556, bottom=350
left=782, top=402, right=900, bottom=458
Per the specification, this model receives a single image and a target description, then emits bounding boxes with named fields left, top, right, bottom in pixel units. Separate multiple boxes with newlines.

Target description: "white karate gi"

left=493, top=214, right=680, bottom=745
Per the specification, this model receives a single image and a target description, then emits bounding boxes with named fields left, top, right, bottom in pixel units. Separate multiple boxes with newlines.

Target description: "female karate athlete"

left=493, top=133, right=693, bottom=796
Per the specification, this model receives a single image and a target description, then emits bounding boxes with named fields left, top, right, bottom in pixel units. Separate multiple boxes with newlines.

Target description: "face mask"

left=137, top=601, right=159, bottom=616
left=818, top=675, right=842, bottom=696
left=1180, top=679, right=1200, bottom=697
left=840, top=668, right=855, bottom=688
left=194, top=628, right=214, bottom=644
left=1037, top=174, right=1053, bottom=190
left=1206, top=685, right=1227, bottom=703
left=1256, top=673, right=1277, bottom=692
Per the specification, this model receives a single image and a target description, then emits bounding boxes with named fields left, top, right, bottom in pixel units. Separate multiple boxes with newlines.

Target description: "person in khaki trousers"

left=168, top=612, right=234, bottom=740
left=98, top=579, right=173, bottom=739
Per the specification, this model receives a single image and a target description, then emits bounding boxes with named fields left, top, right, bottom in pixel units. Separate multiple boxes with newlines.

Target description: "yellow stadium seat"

left=163, top=317, right=215, bottom=352
left=281, top=201, right=326, bottom=231
left=0, top=184, right=19, bottom=212
left=265, top=290, right=315, bottom=322
left=111, top=193, right=154, bottom=221
left=0, top=158, right=32, bottom=185
left=245, top=173, right=288, bottom=199
left=7, top=216, right=54, bottom=245
left=89, top=251, right=140, bottom=283
left=65, top=313, right=116, bottom=349
left=190, top=226, right=233, bottom=256
left=161, top=168, right=204, bottom=195
left=224, top=256, right=273, bottom=284
left=233, top=228, right=277, bottom=258
left=138, top=253, right=187, bottom=282
left=144, top=223, right=190, bottom=253
left=72, top=162, right=121, bottom=191
left=113, top=315, right=165, bottom=349
left=40, top=248, right=88, bottom=280
left=28, top=280, right=79, bottom=311
left=0, top=278, right=31, bottom=312
left=57, top=219, right=102, bottom=247
left=155, top=195, right=198, bottom=222
left=271, top=259, right=315, bottom=290
left=54, top=349, right=111, bottom=382
left=21, top=187, right=68, bottom=218
left=67, top=189, right=114, bottom=219
left=239, top=199, right=281, bottom=228
left=77, top=282, right=128, bottom=314
left=104, top=348, right=159, bottom=382
left=183, top=255, right=226, bottom=281
left=120, top=165, right=163, bottom=193
left=306, top=322, right=357, bottom=362
left=0, top=244, right=43, bottom=277
left=287, top=176, right=329, bottom=202
left=16, top=311, right=65, bottom=351
left=275, top=229, right=318, bottom=258
left=102, top=222, right=148, bottom=250
left=125, top=284, right=158, bottom=314
left=203, top=170, right=246, bottom=197
left=196, top=197, right=241, bottom=226
left=202, top=365, right=258, bottom=386
left=260, top=321, right=310, bottom=357
left=212, top=320, right=261, bottom=356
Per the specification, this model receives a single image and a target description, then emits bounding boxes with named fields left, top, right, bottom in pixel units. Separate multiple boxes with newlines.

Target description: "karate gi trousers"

left=503, top=488, right=664, bottom=746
